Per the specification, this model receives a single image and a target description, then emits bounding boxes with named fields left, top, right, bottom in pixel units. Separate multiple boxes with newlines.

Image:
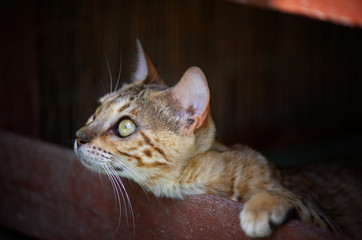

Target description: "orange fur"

left=74, top=41, right=362, bottom=238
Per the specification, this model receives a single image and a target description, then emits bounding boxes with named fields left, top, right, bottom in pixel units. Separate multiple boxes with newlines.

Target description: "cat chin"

left=74, top=142, right=107, bottom=170
left=80, top=159, right=99, bottom=171
left=78, top=154, right=100, bottom=169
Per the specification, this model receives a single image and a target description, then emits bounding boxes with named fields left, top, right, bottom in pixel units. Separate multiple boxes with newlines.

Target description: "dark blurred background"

left=1, top=0, right=362, bottom=166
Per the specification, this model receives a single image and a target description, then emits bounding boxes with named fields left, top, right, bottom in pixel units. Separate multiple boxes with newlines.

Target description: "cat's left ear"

left=132, top=39, right=165, bottom=86
left=170, top=67, right=210, bottom=136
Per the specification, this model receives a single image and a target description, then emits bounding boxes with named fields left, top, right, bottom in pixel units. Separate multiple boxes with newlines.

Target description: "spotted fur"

left=74, top=40, right=362, bottom=238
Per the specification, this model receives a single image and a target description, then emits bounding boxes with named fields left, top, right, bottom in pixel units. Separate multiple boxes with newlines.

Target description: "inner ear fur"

left=132, top=39, right=165, bottom=86
left=170, top=66, right=210, bottom=135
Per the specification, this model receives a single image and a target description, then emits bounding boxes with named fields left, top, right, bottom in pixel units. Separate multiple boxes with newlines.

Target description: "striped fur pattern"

left=74, top=41, right=362, bottom=238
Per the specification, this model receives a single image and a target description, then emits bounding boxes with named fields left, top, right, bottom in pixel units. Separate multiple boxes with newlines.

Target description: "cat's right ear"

left=132, top=39, right=165, bottom=86
left=170, top=67, right=210, bottom=136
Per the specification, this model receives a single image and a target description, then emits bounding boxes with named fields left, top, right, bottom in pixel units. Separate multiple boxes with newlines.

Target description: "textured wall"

left=36, top=0, right=362, bottom=150
left=2, top=0, right=362, bottom=158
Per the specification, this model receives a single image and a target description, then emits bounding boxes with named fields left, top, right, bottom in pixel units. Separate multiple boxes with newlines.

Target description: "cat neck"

left=143, top=139, right=272, bottom=200
left=140, top=113, right=217, bottom=199
left=137, top=112, right=270, bottom=199
left=142, top=141, right=238, bottom=199
left=191, top=112, right=216, bottom=156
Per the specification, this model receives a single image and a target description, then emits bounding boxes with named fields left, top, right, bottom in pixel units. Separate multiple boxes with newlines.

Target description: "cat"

left=74, top=40, right=362, bottom=238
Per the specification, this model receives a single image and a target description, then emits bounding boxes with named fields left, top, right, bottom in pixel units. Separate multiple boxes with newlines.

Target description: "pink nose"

left=75, top=129, right=91, bottom=146
left=76, top=136, right=88, bottom=146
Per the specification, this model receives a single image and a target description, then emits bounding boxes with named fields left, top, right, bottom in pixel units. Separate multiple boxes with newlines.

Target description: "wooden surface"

left=230, top=0, right=362, bottom=28
left=0, top=131, right=353, bottom=239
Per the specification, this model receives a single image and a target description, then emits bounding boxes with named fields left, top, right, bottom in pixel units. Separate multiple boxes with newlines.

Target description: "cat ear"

left=132, top=39, right=165, bottom=85
left=171, top=67, right=210, bottom=135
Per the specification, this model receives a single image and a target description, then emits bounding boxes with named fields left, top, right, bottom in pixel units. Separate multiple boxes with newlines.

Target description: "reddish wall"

left=230, top=0, right=362, bottom=27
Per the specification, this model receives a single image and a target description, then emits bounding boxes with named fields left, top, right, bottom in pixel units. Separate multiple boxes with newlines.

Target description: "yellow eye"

left=117, top=119, right=136, bottom=137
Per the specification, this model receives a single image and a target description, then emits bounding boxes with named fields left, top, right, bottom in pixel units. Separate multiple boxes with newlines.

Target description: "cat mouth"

left=113, top=166, right=124, bottom=171
left=80, top=158, right=100, bottom=168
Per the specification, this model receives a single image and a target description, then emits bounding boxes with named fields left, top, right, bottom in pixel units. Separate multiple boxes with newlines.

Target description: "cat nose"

left=76, top=136, right=88, bottom=146
left=75, top=129, right=91, bottom=146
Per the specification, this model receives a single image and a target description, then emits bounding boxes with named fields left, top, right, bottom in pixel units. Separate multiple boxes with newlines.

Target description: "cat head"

left=74, top=40, right=215, bottom=194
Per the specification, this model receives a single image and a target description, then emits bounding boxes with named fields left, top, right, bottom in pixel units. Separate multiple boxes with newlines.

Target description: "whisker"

left=115, top=50, right=122, bottom=92
left=108, top=166, right=128, bottom=221
left=90, top=71, right=107, bottom=94
left=159, top=157, right=178, bottom=176
left=103, top=165, right=120, bottom=212
left=103, top=165, right=123, bottom=232
left=164, top=160, right=177, bottom=172
left=112, top=161, right=144, bottom=182
left=145, top=63, right=162, bottom=87
left=97, top=166, right=104, bottom=185
left=108, top=165, right=135, bottom=233
left=104, top=51, right=113, bottom=94
left=111, top=161, right=151, bottom=200
left=111, top=158, right=152, bottom=186
left=130, top=88, right=144, bottom=105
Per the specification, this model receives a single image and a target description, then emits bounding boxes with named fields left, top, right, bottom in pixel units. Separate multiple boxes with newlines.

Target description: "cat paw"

left=239, top=192, right=293, bottom=238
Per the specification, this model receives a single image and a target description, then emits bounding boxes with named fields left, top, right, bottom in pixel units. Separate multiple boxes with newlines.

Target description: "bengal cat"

left=74, top=40, right=362, bottom=238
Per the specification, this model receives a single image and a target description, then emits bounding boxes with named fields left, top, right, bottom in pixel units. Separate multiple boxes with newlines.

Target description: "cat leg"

left=240, top=191, right=294, bottom=237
